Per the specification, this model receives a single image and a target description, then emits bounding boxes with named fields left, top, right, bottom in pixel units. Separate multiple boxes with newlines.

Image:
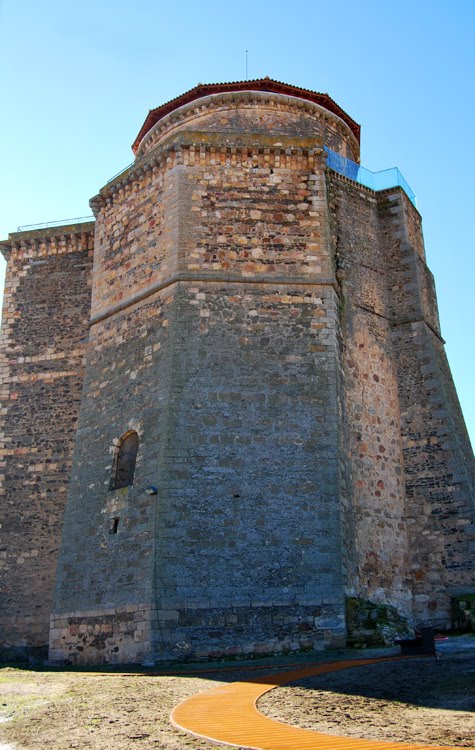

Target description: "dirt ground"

left=0, top=667, right=222, bottom=750
left=260, top=638, right=475, bottom=748
left=0, top=637, right=474, bottom=749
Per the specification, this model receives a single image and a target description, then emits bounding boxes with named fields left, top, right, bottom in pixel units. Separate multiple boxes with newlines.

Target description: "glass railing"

left=324, top=146, right=416, bottom=206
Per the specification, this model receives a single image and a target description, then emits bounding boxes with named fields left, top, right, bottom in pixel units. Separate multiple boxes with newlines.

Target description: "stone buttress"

left=328, top=171, right=474, bottom=633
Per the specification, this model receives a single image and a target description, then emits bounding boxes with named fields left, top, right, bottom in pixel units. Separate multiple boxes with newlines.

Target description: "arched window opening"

left=110, top=431, right=139, bottom=490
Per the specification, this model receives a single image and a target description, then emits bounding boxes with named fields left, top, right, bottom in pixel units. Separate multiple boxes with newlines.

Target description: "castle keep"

left=0, top=80, right=473, bottom=664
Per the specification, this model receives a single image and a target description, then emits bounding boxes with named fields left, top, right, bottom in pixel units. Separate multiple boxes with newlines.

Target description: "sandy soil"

left=0, top=669, right=222, bottom=750
left=1, top=638, right=473, bottom=749
left=259, top=640, right=475, bottom=747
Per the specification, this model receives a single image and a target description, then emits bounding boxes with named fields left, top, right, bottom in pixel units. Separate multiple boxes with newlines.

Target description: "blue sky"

left=0, top=0, right=474, bottom=445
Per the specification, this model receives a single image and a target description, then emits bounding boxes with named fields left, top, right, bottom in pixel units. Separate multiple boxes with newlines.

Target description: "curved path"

left=171, top=655, right=475, bottom=750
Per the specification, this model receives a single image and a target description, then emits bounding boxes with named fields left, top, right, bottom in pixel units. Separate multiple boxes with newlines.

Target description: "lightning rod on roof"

left=245, top=50, right=248, bottom=79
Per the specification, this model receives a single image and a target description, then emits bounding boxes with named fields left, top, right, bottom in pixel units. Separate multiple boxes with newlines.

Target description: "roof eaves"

left=131, top=78, right=360, bottom=154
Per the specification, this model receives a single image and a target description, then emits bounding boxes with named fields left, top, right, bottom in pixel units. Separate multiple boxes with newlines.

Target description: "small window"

left=109, top=517, right=119, bottom=534
left=110, top=431, right=139, bottom=490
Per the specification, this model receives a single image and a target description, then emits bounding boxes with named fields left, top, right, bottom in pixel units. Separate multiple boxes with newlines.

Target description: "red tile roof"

left=131, top=78, right=360, bottom=153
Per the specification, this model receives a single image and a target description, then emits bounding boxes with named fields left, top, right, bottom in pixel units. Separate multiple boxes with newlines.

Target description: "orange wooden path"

left=171, top=656, right=475, bottom=750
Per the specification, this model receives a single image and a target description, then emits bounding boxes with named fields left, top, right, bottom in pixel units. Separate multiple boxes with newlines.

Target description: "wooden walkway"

left=171, top=655, right=475, bottom=750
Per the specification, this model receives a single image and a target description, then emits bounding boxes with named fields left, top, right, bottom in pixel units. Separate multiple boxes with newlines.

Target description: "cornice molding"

left=90, top=130, right=325, bottom=214
left=0, top=222, right=95, bottom=260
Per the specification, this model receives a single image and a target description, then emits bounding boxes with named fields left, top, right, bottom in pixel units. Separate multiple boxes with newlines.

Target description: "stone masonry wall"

left=0, top=225, right=93, bottom=659
left=328, top=173, right=474, bottom=626
left=327, top=174, right=412, bottom=618
left=136, top=92, right=360, bottom=162
left=90, top=154, right=179, bottom=320
left=378, top=189, right=475, bottom=623
left=176, top=137, right=333, bottom=281
left=151, top=280, right=345, bottom=661
left=51, top=111, right=349, bottom=662
left=391, top=323, right=475, bottom=623
left=50, top=283, right=174, bottom=664
left=3, top=87, right=474, bottom=663
left=52, top=147, right=188, bottom=664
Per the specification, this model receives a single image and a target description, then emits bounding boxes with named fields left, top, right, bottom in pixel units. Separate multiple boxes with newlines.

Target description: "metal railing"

left=106, top=162, right=134, bottom=184
left=14, top=150, right=416, bottom=234
left=324, top=146, right=416, bottom=206
left=17, top=215, right=95, bottom=232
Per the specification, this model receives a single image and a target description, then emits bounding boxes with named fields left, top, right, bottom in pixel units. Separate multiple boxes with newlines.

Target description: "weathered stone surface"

left=0, top=226, right=94, bottom=660
left=0, top=82, right=473, bottom=663
left=346, top=597, right=411, bottom=647
left=328, top=177, right=412, bottom=619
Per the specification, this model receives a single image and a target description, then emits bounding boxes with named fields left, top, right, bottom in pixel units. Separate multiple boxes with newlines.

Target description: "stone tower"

left=0, top=80, right=473, bottom=664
